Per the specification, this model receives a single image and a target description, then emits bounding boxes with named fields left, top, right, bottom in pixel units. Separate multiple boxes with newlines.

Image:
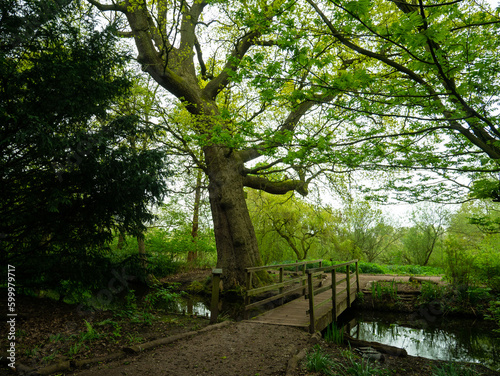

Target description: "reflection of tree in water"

left=350, top=314, right=500, bottom=370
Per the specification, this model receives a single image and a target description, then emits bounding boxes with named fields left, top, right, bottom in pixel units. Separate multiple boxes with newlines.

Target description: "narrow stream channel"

left=342, top=310, right=500, bottom=371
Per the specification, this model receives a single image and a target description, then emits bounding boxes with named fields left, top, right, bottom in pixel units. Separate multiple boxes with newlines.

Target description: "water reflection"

left=347, top=311, right=500, bottom=370
left=175, top=298, right=211, bottom=317
left=169, top=295, right=246, bottom=320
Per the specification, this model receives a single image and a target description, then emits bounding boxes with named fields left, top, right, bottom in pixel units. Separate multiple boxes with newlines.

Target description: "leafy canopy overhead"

left=306, top=0, right=500, bottom=200
left=88, top=0, right=500, bottom=204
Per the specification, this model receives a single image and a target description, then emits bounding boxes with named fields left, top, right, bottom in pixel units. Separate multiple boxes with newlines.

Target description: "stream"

left=341, top=310, right=500, bottom=370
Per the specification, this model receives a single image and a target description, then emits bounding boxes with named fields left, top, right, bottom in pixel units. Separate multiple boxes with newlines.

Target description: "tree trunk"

left=187, top=168, right=202, bottom=265
left=117, top=232, right=125, bottom=249
left=204, top=146, right=264, bottom=288
left=137, top=234, right=148, bottom=280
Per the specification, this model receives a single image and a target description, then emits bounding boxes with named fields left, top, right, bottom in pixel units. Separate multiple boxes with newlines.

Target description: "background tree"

left=247, top=190, right=342, bottom=262
left=342, top=201, right=402, bottom=262
left=444, top=200, right=500, bottom=287
left=401, top=205, right=449, bottom=265
left=1, top=1, right=169, bottom=288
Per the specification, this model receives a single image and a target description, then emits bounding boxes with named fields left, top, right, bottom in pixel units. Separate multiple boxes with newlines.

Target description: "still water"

left=344, top=311, right=500, bottom=370
left=174, top=297, right=211, bottom=317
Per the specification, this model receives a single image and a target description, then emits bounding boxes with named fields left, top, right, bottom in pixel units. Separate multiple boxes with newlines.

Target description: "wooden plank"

left=245, top=283, right=308, bottom=310
left=252, top=285, right=349, bottom=329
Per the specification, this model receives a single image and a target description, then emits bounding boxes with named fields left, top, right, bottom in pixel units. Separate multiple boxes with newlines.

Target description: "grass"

left=42, top=352, right=58, bottom=364
left=48, top=333, right=64, bottom=343
left=324, top=322, right=344, bottom=345
left=306, top=345, right=335, bottom=375
left=67, top=342, right=85, bottom=357
left=371, top=281, right=398, bottom=301
left=432, top=362, right=478, bottom=376
left=316, top=260, right=444, bottom=276
left=306, top=345, right=390, bottom=376
left=126, top=332, right=144, bottom=344
left=419, top=281, right=446, bottom=303
left=338, top=357, right=390, bottom=376
left=361, top=262, right=444, bottom=276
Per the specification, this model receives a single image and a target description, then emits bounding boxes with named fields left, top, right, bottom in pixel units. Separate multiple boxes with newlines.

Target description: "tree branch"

left=87, top=0, right=126, bottom=12
left=307, top=0, right=500, bottom=160
left=202, top=30, right=260, bottom=100
left=243, top=175, right=308, bottom=196
left=239, top=96, right=332, bottom=163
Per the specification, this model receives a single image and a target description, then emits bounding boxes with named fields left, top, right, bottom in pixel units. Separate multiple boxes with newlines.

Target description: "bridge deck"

left=249, top=273, right=356, bottom=332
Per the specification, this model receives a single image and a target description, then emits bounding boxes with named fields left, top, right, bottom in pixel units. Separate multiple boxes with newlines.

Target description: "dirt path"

left=357, top=274, right=444, bottom=289
left=70, top=321, right=316, bottom=376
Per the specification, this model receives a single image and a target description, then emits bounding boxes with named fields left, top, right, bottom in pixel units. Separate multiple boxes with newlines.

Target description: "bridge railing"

left=244, top=259, right=323, bottom=319
left=306, top=259, right=359, bottom=333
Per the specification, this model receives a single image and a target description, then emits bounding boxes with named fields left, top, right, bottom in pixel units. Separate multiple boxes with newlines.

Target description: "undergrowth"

left=306, top=345, right=389, bottom=376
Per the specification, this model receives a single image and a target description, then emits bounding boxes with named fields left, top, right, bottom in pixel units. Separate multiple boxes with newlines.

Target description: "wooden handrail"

left=306, top=259, right=359, bottom=333
left=245, top=259, right=323, bottom=273
left=244, top=259, right=323, bottom=318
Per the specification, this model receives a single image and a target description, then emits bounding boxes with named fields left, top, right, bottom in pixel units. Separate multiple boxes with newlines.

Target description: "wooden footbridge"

left=243, top=260, right=360, bottom=333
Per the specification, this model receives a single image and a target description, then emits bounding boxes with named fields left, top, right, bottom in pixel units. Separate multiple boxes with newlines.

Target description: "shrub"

left=419, top=281, right=446, bottom=303
left=147, top=254, right=181, bottom=277
left=358, top=262, right=385, bottom=274
left=486, top=301, right=500, bottom=334
left=472, top=244, right=500, bottom=291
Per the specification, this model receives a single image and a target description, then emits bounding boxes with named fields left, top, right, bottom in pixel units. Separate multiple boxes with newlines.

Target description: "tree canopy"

left=83, top=0, right=500, bottom=287
left=306, top=0, right=500, bottom=201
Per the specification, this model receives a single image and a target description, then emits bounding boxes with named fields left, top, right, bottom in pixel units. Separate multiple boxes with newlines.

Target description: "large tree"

left=87, top=0, right=500, bottom=287
left=1, top=0, right=169, bottom=286
left=87, top=0, right=341, bottom=287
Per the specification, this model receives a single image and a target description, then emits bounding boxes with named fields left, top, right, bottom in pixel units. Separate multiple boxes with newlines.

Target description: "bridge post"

left=279, top=267, right=284, bottom=306
left=355, top=261, right=360, bottom=293
left=307, top=271, right=315, bottom=333
left=346, top=265, right=351, bottom=308
left=302, top=262, right=307, bottom=296
left=244, top=270, right=252, bottom=320
left=332, top=268, right=337, bottom=320
left=210, top=268, right=223, bottom=324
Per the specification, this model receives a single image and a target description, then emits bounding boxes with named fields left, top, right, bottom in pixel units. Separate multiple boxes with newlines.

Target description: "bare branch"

left=194, top=35, right=212, bottom=79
